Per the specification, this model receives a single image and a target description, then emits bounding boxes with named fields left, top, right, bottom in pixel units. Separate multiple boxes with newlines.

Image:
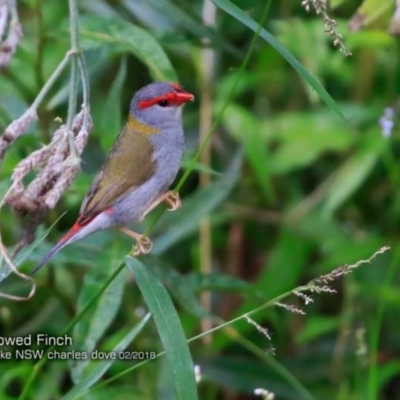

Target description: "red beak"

left=174, top=90, right=194, bottom=105
left=138, top=84, right=195, bottom=110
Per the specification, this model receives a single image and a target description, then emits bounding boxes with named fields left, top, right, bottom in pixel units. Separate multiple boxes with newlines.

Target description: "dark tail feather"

left=30, top=241, right=68, bottom=276
left=30, top=222, right=82, bottom=276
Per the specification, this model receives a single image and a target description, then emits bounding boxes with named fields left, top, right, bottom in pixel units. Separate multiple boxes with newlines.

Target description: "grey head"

left=130, top=82, right=194, bottom=130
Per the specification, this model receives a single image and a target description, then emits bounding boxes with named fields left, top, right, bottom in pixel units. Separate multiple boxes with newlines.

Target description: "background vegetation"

left=0, top=0, right=399, bottom=399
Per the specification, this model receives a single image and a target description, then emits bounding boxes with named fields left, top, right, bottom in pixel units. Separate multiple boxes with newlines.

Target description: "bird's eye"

left=157, top=100, right=169, bottom=107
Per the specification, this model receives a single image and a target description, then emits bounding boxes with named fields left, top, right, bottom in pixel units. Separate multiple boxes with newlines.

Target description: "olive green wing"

left=78, top=125, right=155, bottom=223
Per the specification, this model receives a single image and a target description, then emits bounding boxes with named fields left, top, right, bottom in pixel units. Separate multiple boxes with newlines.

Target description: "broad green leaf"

left=79, top=15, right=177, bottom=81
left=126, top=257, right=198, bottom=400
left=221, top=104, right=274, bottom=201
left=153, top=152, right=242, bottom=254
left=70, top=245, right=129, bottom=383
left=158, top=357, right=179, bottom=400
left=346, top=29, right=394, bottom=49
left=62, top=313, right=151, bottom=400
left=121, top=0, right=238, bottom=56
left=256, top=228, right=312, bottom=300
left=145, top=259, right=259, bottom=319
left=298, top=212, right=385, bottom=271
left=184, top=272, right=258, bottom=295
left=141, top=260, right=214, bottom=319
left=265, top=111, right=355, bottom=173
left=322, top=131, right=386, bottom=216
left=213, top=0, right=349, bottom=124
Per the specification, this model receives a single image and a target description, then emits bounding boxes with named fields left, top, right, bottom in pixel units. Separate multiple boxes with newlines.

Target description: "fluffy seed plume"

left=5, top=106, right=92, bottom=215
left=0, top=109, right=37, bottom=159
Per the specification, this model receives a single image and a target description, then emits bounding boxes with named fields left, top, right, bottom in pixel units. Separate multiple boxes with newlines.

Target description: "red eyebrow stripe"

left=138, top=93, right=175, bottom=110
left=172, top=83, right=184, bottom=92
left=138, top=91, right=194, bottom=110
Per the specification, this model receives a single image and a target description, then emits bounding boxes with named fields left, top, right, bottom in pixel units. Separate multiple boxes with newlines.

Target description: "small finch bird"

left=32, top=82, right=194, bottom=275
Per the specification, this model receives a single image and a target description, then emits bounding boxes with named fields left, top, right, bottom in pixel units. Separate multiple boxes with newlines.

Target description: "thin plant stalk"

left=198, top=0, right=217, bottom=344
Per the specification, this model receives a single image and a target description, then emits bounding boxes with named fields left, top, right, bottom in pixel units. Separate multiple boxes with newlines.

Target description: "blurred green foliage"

left=0, top=0, right=399, bottom=399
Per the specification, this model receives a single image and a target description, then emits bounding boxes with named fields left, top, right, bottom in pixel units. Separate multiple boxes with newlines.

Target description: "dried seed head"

left=301, top=0, right=352, bottom=56
left=5, top=106, right=92, bottom=215
left=293, top=290, right=313, bottom=305
left=44, top=160, right=80, bottom=209
left=245, top=316, right=272, bottom=340
left=0, top=109, right=37, bottom=159
left=275, top=302, right=306, bottom=315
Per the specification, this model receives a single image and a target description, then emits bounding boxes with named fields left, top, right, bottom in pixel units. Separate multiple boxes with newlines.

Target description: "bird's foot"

left=132, top=235, right=153, bottom=256
left=119, top=226, right=153, bottom=256
left=141, top=190, right=181, bottom=219
left=164, top=191, right=181, bottom=211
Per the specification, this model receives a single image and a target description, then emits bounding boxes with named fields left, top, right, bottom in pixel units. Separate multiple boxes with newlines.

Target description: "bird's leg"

left=141, top=190, right=181, bottom=219
left=118, top=226, right=153, bottom=256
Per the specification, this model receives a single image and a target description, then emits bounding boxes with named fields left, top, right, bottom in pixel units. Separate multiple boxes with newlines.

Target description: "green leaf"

left=322, top=131, right=386, bottom=216
left=221, top=104, right=274, bottom=201
left=141, top=260, right=214, bottom=319
left=212, top=0, right=349, bottom=124
left=266, top=111, right=355, bottom=173
left=62, top=314, right=151, bottom=400
left=125, top=257, right=198, bottom=400
left=256, top=228, right=312, bottom=300
left=145, top=259, right=259, bottom=319
left=121, top=0, right=238, bottom=56
left=79, top=15, right=177, bottom=81
left=70, top=246, right=129, bottom=383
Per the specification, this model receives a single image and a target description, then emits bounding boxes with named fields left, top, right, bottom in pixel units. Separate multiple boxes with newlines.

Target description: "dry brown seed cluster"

left=274, top=246, right=389, bottom=315
left=0, top=109, right=37, bottom=158
left=4, top=106, right=92, bottom=215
